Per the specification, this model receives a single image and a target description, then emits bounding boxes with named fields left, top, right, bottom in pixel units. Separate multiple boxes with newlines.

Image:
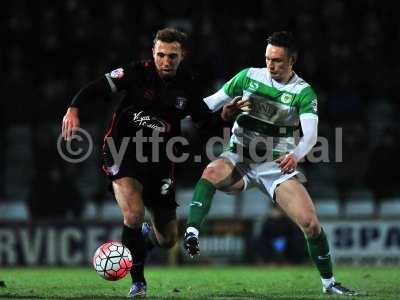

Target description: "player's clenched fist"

left=276, top=153, right=298, bottom=174
left=221, top=96, right=252, bottom=121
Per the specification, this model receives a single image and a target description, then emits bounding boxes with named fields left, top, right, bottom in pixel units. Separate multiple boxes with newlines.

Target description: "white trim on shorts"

left=219, top=150, right=306, bottom=200
left=219, top=156, right=250, bottom=193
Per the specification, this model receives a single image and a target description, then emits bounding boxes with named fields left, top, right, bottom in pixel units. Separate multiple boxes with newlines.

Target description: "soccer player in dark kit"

left=61, top=27, right=218, bottom=298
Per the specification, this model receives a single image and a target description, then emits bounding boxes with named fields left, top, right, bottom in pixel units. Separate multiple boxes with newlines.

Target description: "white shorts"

left=219, top=150, right=306, bottom=200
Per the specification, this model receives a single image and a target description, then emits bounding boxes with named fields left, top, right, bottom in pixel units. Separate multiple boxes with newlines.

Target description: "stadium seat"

left=238, top=188, right=270, bottom=219
left=348, top=188, right=374, bottom=201
left=82, top=201, right=98, bottom=220
left=74, top=122, right=103, bottom=199
left=5, top=125, right=33, bottom=200
left=379, top=198, right=400, bottom=217
left=315, top=199, right=340, bottom=218
left=101, top=201, right=123, bottom=220
left=344, top=200, right=374, bottom=218
left=176, top=189, right=193, bottom=218
left=0, top=200, right=30, bottom=221
left=208, top=191, right=237, bottom=218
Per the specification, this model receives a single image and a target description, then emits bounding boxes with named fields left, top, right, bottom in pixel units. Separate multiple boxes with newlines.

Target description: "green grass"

left=0, top=265, right=398, bottom=299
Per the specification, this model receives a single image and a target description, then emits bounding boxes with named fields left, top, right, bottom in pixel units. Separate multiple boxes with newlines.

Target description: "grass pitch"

left=0, top=265, right=398, bottom=299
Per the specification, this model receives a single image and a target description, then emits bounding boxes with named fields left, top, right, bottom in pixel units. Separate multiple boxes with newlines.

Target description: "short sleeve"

left=105, top=61, right=143, bottom=93
left=223, top=68, right=249, bottom=98
left=298, top=86, right=318, bottom=115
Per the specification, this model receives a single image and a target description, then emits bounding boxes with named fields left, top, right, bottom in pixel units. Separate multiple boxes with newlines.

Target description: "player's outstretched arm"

left=62, top=107, right=80, bottom=141
left=61, top=77, right=113, bottom=140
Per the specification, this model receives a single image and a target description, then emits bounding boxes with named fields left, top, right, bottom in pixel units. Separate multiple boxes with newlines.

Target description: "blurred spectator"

left=1, top=1, right=399, bottom=203
left=326, top=71, right=363, bottom=123
left=0, top=102, right=4, bottom=199
left=365, top=99, right=395, bottom=148
left=253, top=206, right=307, bottom=264
left=365, top=126, right=400, bottom=214
left=27, top=164, right=83, bottom=220
left=334, top=121, right=369, bottom=214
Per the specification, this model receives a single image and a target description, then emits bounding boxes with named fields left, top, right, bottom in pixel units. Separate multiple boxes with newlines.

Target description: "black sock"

left=122, top=224, right=147, bottom=284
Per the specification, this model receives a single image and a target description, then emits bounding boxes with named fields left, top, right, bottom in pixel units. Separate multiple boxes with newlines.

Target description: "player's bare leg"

left=113, top=177, right=147, bottom=298
left=275, top=179, right=364, bottom=296
left=113, top=177, right=145, bottom=228
left=275, top=179, right=320, bottom=237
left=184, top=159, right=244, bottom=257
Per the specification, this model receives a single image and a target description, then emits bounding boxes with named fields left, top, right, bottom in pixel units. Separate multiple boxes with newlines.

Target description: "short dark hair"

left=153, top=27, right=188, bottom=50
left=266, top=31, right=298, bottom=60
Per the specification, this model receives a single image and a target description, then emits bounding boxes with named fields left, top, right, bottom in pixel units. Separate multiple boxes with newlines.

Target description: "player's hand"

left=276, top=153, right=298, bottom=174
left=221, top=96, right=252, bottom=121
left=62, top=107, right=80, bottom=141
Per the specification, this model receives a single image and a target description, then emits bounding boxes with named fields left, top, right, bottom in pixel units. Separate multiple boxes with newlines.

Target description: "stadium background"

left=1, top=0, right=399, bottom=268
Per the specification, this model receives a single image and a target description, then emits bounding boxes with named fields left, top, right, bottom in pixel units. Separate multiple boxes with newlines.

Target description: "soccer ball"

left=93, top=241, right=133, bottom=281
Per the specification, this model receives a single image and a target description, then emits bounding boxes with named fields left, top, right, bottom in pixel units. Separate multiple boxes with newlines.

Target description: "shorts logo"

left=280, top=93, right=293, bottom=104
left=161, top=178, right=173, bottom=195
left=175, top=97, right=188, bottom=110
left=110, top=68, right=124, bottom=79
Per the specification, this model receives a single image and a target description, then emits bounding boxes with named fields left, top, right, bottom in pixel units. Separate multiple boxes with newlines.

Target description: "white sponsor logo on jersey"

left=249, top=81, right=259, bottom=92
left=132, top=111, right=169, bottom=132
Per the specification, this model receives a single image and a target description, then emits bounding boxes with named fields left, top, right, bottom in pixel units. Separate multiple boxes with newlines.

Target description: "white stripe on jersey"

left=247, top=68, right=310, bottom=94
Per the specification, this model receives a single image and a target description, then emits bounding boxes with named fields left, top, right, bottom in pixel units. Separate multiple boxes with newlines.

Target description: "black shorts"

left=102, top=152, right=177, bottom=209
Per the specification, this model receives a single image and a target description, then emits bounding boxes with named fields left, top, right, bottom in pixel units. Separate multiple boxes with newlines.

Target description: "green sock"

left=305, top=228, right=333, bottom=279
left=186, top=178, right=216, bottom=230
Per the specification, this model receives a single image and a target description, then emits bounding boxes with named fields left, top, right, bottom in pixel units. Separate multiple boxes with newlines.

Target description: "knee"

left=202, top=161, right=227, bottom=185
left=202, top=166, right=219, bottom=184
left=298, top=215, right=320, bottom=237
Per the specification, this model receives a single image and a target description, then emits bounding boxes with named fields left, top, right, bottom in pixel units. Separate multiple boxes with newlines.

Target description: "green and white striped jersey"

left=204, top=67, right=318, bottom=160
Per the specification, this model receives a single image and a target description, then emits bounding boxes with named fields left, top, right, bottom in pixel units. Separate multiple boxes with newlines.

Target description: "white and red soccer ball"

left=93, top=241, right=133, bottom=281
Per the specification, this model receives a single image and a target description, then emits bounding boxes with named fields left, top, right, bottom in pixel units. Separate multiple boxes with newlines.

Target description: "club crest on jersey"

left=311, top=99, right=318, bottom=113
left=280, top=93, right=293, bottom=104
left=143, top=88, right=154, bottom=100
left=110, top=68, right=124, bottom=79
left=175, top=97, right=188, bottom=110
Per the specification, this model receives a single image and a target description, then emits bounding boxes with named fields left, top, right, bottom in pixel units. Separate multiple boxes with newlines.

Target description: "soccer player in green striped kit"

left=184, top=31, right=363, bottom=296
